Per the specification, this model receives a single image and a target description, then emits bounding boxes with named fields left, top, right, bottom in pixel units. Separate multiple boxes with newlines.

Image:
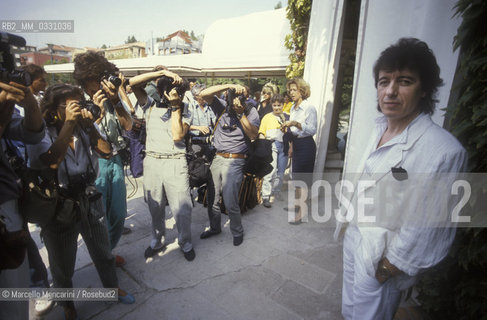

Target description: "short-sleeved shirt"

left=27, top=126, right=100, bottom=189
left=210, top=96, right=260, bottom=154
left=142, top=97, right=192, bottom=155
left=189, top=103, right=216, bottom=136
left=258, top=112, right=289, bottom=142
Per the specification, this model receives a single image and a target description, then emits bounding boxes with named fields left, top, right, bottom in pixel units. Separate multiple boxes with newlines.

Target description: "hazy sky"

left=2, top=0, right=287, bottom=49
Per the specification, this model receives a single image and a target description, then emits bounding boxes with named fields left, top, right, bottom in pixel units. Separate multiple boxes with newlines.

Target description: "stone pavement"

left=29, top=176, right=343, bottom=320
left=28, top=176, right=424, bottom=320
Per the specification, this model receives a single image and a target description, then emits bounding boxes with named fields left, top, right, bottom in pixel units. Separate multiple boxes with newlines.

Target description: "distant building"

left=147, top=30, right=202, bottom=56
left=39, top=44, right=78, bottom=59
left=102, top=42, right=146, bottom=60
left=20, top=52, right=69, bottom=66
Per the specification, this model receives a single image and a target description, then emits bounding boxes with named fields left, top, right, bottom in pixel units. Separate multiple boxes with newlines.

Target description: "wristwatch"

left=376, top=257, right=401, bottom=283
left=377, top=261, right=392, bottom=280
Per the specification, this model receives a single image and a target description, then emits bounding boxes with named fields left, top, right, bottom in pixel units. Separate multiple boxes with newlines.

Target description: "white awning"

left=44, top=8, right=291, bottom=78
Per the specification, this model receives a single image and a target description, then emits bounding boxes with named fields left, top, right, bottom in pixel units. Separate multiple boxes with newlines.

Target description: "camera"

left=79, top=100, right=101, bottom=120
left=65, top=171, right=101, bottom=201
left=0, top=33, right=32, bottom=87
left=84, top=185, right=102, bottom=202
left=117, top=135, right=127, bottom=149
left=226, top=88, right=247, bottom=108
left=8, top=154, right=24, bottom=174
left=156, top=75, right=189, bottom=107
left=190, top=135, right=212, bottom=145
left=102, top=71, right=122, bottom=87
left=226, top=88, right=250, bottom=118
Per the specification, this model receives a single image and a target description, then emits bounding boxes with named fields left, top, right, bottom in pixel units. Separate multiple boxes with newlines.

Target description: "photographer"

left=73, top=51, right=132, bottom=266
left=129, top=69, right=195, bottom=261
left=0, top=79, right=45, bottom=320
left=23, top=63, right=47, bottom=103
left=187, top=84, right=216, bottom=225
left=199, top=84, right=260, bottom=246
left=120, top=78, right=145, bottom=178
left=26, top=84, right=135, bottom=320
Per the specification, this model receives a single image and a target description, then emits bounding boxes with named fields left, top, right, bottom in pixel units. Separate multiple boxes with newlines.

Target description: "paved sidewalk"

left=29, top=176, right=343, bottom=320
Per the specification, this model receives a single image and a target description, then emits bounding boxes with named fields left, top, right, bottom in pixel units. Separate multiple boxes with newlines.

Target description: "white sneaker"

left=34, top=295, right=55, bottom=317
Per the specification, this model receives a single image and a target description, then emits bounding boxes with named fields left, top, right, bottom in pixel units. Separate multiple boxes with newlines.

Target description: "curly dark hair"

left=373, top=38, right=444, bottom=115
left=73, top=51, right=118, bottom=87
left=40, top=84, right=84, bottom=127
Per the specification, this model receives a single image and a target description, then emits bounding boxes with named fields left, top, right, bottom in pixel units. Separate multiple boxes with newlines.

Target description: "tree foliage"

left=416, top=1, right=487, bottom=319
left=285, top=0, right=312, bottom=79
left=125, top=35, right=137, bottom=44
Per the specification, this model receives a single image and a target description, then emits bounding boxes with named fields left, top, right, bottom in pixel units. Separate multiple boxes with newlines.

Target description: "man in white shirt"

left=337, top=38, right=468, bottom=320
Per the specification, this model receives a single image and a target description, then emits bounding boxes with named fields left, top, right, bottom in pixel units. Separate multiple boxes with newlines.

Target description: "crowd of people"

left=0, top=50, right=318, bottom=319
left=0, top=37, right=468, bottom=320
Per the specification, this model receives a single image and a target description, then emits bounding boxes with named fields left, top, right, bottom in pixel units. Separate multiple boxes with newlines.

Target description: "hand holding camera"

left=0, top=82, right=19, bottom=130
left=0, top=81, right=25, bottom=105
left=92, top=90, right=107, bottom=116
left=232, top=97, right=245, bottom=116
left=64, top=100, right=82, bottom=123
left=100, top=78, right=120, bottom=105
left=232, top=84, right=246, bottom=95
left=163, top=88, right=183, bottom=109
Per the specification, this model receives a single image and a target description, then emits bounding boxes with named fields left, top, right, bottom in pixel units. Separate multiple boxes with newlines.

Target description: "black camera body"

left=156, top=75, right=189, bottom=107
left=190, top=135, right=212, bottom=145
left=226, top=88, right=247, bottom=107
left=65, top=171, right=101, bottom=202
left=102, top=71, right=121, bottom=87
left=0, top=33, right=32, bottom=87
left=79, top=100, right=101, bottom=120
left=226, top=88, right=251, bottom=118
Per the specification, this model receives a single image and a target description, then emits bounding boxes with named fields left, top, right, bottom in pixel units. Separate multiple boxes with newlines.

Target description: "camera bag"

left=3, top=138, right=59, bottom=226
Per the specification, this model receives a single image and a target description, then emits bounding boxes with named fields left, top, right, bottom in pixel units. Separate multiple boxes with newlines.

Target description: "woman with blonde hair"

left=281, top=78, right=317, bottom=224
left=256, top=82, right=279, bottom=119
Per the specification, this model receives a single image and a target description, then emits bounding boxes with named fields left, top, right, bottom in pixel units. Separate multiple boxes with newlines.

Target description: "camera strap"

left=50, top=129, right=95, bottom=189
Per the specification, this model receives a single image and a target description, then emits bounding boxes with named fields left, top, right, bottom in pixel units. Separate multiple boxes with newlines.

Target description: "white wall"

left=303, top=0, right=346, bottom=178
left=343, top=0, right=462, bottom=175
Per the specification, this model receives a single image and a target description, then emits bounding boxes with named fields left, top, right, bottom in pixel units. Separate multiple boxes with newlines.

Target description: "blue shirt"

left=210, top=96, right=260, bottom=154
left=189, top=102, right=216, bottom=136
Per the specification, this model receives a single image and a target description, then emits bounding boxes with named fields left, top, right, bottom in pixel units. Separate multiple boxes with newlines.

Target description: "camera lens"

left=108, top=75, right=122, bottom=87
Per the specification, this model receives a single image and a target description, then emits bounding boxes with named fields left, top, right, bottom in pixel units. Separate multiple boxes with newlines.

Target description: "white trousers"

left=342, top=225, right=405, bottom=320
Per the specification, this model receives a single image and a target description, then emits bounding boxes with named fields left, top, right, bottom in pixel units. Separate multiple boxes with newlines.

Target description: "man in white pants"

left=336, top=38, right=468, bottom=319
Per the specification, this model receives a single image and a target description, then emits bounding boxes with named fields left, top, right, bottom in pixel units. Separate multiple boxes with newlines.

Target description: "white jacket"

left=335, top=113, right=467, bottom=281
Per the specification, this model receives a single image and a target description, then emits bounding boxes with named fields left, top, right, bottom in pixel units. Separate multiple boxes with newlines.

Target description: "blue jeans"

left=96, top=155, right=127, bottom=251
left=262, top=140, right=288, bottom=199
